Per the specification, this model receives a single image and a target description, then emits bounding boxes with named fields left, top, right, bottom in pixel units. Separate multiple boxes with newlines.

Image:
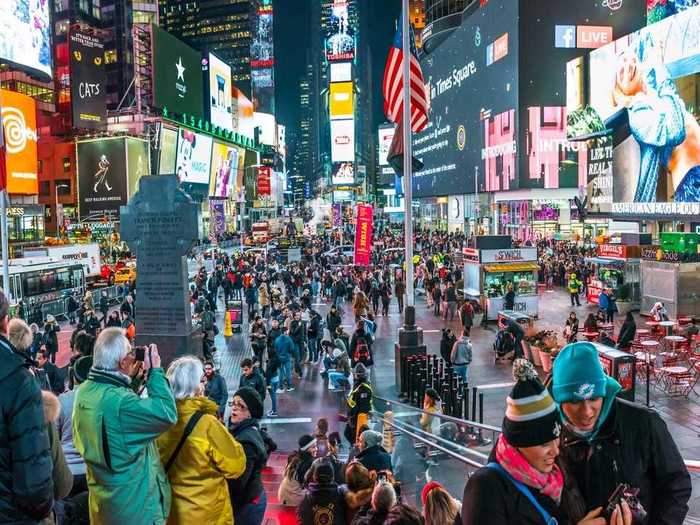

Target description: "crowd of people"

left=0, top=224, right=695, bottom=525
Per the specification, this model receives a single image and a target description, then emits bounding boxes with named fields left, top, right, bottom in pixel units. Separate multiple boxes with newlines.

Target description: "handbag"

left=485, top=462, right=558, bottom=525
left=164, top=411, right=205, bottom=472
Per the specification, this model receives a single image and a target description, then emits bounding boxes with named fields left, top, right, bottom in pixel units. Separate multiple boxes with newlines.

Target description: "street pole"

left=401, top=0, right=414, bottom=309
left=1, top=191, right=9, bottom=299
left=395, top=0, right=426, bottom=397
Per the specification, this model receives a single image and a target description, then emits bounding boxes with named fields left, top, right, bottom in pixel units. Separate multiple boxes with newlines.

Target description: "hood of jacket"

left=0, top=336, right=29, bottom=383
left=307, top=481, right=341, bottom=499
left=41, top=390, right=61, bottom=423
left=176, top=396, right=218, bottom=417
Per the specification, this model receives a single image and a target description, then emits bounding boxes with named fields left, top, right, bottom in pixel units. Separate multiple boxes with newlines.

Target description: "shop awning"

left=483, top=262, right=539, bottom=273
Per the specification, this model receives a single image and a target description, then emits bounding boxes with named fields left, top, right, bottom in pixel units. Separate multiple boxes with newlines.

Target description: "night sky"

left=274, top=0, right=401, bottom=151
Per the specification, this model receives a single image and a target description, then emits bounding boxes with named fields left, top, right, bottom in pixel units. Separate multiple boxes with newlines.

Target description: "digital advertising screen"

left=70, top=30, right=106, bottom=130
left=0, top=1, right=52, bottom=79
left=378, top=125, right=395, bottom=166
left=158, top=126, right=179, bottom=175
left=126, top=138, right=150, bottom=198
left=207, top=53, right=233, bottom=132
left=251, top=1, right=275, bottom=114
left=254, top=112, right=277, bottom=146
left=77, top=138, right=128, bottom=220
left=330, top=82, right=354, bottom=120
left=232, top=86, right=255, bottom=139
left=331, top=62, right=352, bottom=82
left=326, top=0, right=355, bottom=62
left=1, top=89, right=38, bottom=194
left=175, top=128, right=213, bottom=187
left=151, top=25, right=204, bottom=119
left=210, top=142, right=242, bottom=198
left=331, top=119, right=355, bottom=162
left=647, top=0, right=698, bottom=24
left=517, top=0, right=645, bottom=190
left=332, top=162, right=355, bottom=185
left=584, top=6, right=700, bottom=216
left=413, top=0, right=518, bottom=197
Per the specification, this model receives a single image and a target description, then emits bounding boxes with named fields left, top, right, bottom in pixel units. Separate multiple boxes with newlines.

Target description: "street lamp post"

left=54, top=184, right=69, bottom=237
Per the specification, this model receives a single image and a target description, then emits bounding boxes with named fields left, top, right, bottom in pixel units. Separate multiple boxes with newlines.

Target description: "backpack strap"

left=165, top=411, right=205, bottom=472
left=485, top=462, right=558, bottom=525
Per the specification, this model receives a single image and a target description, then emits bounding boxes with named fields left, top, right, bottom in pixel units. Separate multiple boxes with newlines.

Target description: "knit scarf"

left=495, top=434, right=564, bottom=505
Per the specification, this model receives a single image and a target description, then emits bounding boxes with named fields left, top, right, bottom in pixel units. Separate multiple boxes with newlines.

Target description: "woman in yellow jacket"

left=157, top=356, right=247, bottom=524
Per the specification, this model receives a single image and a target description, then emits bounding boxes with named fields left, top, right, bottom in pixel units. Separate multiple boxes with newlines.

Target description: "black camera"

left=605, top=484, right=647, bottom=523
left=133, top=346, right=149, bottom=362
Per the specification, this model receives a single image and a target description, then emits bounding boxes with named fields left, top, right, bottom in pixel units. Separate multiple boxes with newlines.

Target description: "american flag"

left=382, top=16, right=429, bottom=133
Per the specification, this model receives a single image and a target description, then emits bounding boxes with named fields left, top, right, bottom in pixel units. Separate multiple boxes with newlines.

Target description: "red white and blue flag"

left=382, top=16, right=429, bottom=133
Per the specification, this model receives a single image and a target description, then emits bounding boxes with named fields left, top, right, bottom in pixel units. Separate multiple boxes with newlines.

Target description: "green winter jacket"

left=72, top=368, right=177, bottom=525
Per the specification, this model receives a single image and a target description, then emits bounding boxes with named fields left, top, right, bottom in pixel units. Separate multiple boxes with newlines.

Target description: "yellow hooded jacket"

left=156, top=397, right=246, bottom=525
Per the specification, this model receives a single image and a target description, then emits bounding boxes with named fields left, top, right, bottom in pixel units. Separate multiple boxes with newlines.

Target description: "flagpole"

left=0, top=102, right=9, bottom=301
left=401, top=0, right=414, bottom=309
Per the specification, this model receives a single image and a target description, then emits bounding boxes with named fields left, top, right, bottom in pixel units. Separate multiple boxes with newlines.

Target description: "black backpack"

left=353, top=336, right=372, bottom=366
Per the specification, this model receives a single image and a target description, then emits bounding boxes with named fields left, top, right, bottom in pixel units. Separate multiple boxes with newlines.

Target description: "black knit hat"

left=502, top=360, right=561, bottom=448
left=234, top=387, right=264, bottom=420
left=72, top=355, right=93, bottom=384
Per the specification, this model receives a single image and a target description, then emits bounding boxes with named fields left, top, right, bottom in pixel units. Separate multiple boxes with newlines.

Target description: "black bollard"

left=471, top=387, right=477, bottom=422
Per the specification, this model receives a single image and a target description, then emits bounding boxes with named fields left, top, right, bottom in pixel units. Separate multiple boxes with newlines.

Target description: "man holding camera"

left=551, top=342, right=691, bottom=525
left=73, top=328, right=178, bottom=524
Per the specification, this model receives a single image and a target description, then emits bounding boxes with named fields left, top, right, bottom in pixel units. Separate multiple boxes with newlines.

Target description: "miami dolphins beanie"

left=551, top=342, right=607, bottom=403
left=502, top=360, right=561, bottom=447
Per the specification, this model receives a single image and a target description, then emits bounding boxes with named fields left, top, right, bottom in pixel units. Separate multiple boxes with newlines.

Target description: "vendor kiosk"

left=463, top=247, right=539, bottom=321
left=585, top=244, right=641, bottom=309
left=640, top=247, right=700, bottom=320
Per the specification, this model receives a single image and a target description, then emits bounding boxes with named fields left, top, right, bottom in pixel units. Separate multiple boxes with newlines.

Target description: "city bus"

left=7, top=258, right=86, bottom=307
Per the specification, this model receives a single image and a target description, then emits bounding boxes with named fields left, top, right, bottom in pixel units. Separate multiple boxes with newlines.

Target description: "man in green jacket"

left=73, top=328, right=178, bottom=524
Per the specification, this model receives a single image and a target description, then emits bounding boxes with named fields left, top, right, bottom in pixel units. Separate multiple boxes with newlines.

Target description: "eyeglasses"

left=228, top=400, right=248, bottom=410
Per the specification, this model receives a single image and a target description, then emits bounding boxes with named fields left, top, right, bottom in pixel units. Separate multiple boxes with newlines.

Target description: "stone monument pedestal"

left=120, top=175, right=200, bottom=366
left=395, top=305, right=426, bottom=396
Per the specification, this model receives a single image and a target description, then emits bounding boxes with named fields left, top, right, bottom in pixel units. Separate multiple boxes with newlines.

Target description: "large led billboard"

left=580, top=7, right=700, bottom=216
left=332, top=162, right=354, bottom=185
left=77, top=138, right=128, bottom=220
left=0, top=89, right=38, bottom=194
left=233, top=86, right=255, bottom=139
left=517, top=0, right=645, bottom=190
left=331, top=62, right=352, bottom=82
left=0, top=1, right=52, bottom=79
left=151, top=25, right=204, bottom=118
left=176, top=128, right=213, bottom=188
left=330, top=82, right=354, bottom=120
left=251, top=1, right=275, bottom=114
left=210, top=142, right=243, bottom=198
left=378, top=125, right=395, bottom=166
left=126, top=138, right=150, bottom=198
left=647, top=0, right=698, bottom=24
left=331, top=119, right=355, bottom=162
left=413, top=0, right=518, bottom=197
left=207, top=53, right=233, bottom=132
left=158, top=126, right=178, bottom=175
left=326, top=1, right=355, bottom=62
left=70, top=30, right=107, bottom=130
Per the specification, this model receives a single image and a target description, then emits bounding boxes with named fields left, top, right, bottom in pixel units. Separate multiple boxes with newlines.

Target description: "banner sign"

left=70, top=30, right=106, bottom=129
left=0, top=89, right=38, bottom=194
left=209, top=199, right=225, bottom=236
left=77, top=138, right=128, bottom=220
left=353, top=204, right=373, bottom=266
left=480, top=248, right=537, bottom=263
left=332, top=202, right=342, bottom=228
left=257, top=166, right=271, bottom=196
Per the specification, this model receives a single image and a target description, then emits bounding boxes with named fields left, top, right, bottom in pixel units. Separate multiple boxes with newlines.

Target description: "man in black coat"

left=297, top=460, right=347, bottom=525
left=238, top=358, right=266, bottom=401
left=203, top=361, right=228, bottom=418
left=0, top=290, right=54, bottom=523
left=552, top=342, right=691, bottom=525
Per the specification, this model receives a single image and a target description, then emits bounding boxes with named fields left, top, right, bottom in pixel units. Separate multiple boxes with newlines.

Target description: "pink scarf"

left=495, top=434, right=564, bottom=505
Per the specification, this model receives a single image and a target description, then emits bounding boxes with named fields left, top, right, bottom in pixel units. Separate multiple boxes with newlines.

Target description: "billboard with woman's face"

left=583, top=6, right=700, bottom=215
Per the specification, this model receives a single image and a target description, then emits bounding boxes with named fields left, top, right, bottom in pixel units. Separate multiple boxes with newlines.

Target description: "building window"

left=56, top=180, right=71, bottom=195
left=38, top=160, right=43, bottom=174
left=39, top=182, right=51, bottom=197
left=63, top=157, right=71, bottom=172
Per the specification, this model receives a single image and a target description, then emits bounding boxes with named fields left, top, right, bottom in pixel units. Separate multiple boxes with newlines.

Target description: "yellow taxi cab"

left=113, top=264, right=136, bottom=285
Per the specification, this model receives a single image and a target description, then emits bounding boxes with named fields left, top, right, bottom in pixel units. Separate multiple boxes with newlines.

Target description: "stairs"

left=262, top=451, right=298, bottom=525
